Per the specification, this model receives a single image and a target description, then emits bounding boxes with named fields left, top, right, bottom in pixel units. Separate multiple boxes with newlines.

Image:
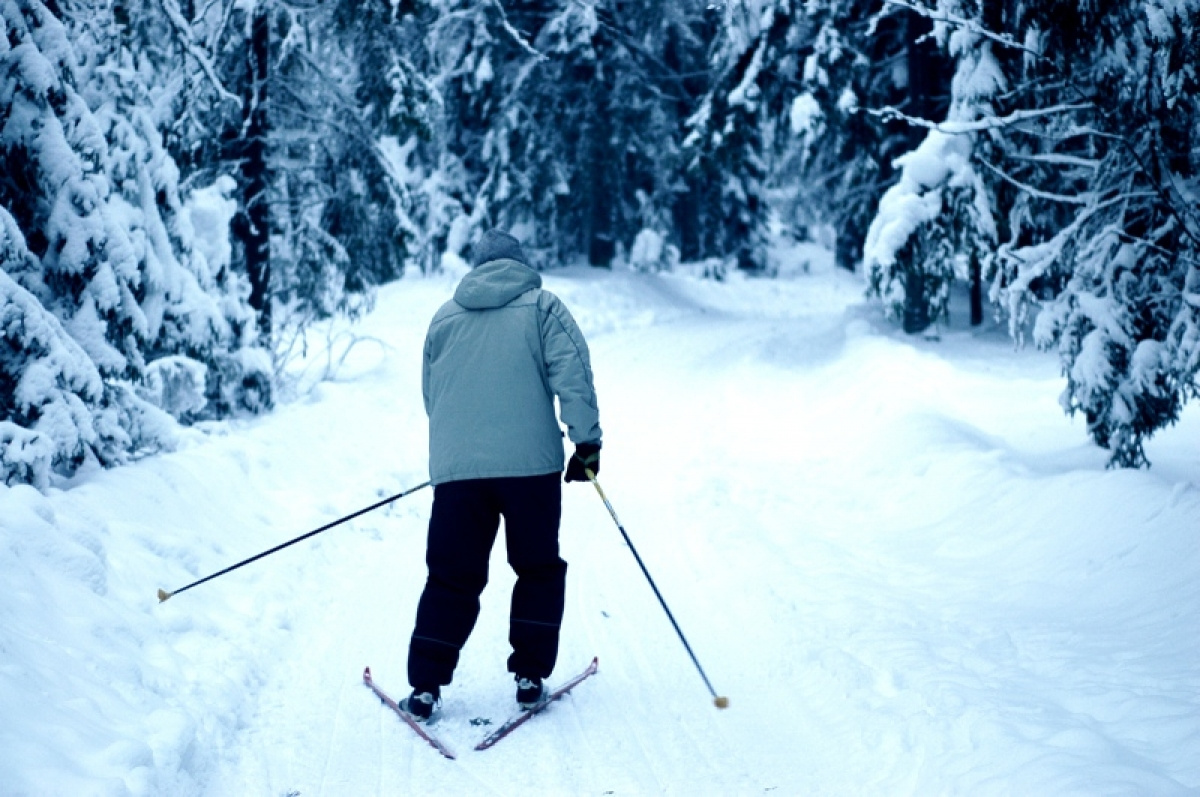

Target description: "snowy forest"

left=2, top=0, right=1198, bottom=488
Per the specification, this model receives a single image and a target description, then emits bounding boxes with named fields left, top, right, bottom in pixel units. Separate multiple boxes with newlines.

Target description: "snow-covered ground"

left=2, top=250, right=1198, bottom=796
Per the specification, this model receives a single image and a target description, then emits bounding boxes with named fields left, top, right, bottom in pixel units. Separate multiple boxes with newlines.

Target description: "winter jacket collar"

left=454, top=258, right=542, bottom=310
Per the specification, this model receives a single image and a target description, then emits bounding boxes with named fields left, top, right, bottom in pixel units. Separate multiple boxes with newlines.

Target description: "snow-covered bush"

left=92, top=381, right=180, bottom=462
left=628, top=229, right=680, bottom=273
left=139, top=357, right=209, bottom=422
left=1031, top=238, right=1195, bottom=469
left=2, top=212, right=188, bottom=483
left=0, top=421, right=54, bottom=488
left=206, top=347, right=274, bottom=417
left=0, top=296, right=96, bottom=483
left=676, top=257, right=733, bottom=282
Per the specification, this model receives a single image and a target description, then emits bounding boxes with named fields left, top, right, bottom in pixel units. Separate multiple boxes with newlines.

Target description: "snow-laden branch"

left=1002, top=191, right=1158, bottom=299
left=884, top=0, right=1200, bottom=251
left=157, top=0, right=242, bottom=109
left=865, top=103, right=1095, bottom=135
left=883, top=0, right=1046, bottom=64
left=1006, top=152, right=1101, bottom=169
left=1110, top=229, right=1200, bottom=270
left=728, top=30, right=768, bottom=110
left=974, top=159, right=1090, bottom=205
left=491, top=0, right=549, bottom=61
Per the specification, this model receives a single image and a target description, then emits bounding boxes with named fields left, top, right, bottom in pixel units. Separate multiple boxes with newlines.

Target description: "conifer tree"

left=862, top=0, right=990, bottom=333
left=158, top=0, right=436, bottom=346
left=776, top=0, right=916, bottom=272
left=1, top=0, right=260, bottom=485
left=1, top=208, right=104, bottom=487
left=1012, top=0, right=1198, bottom=466
left=874, top=0, right=1199, bottom=465
left=941, top=0, right=1200, bottom=466
left=683, top=1, right=781, bottom=272
left=418, top=0, right=715, bottom=270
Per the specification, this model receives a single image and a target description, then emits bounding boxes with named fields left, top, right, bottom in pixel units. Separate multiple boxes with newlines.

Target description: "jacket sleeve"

left=422, top=326, right=434, bottom=417
left=539, top=291, right=602, bottom=446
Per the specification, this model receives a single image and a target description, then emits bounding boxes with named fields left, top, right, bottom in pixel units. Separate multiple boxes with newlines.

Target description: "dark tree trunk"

left=674, top=177, right=703, bottom=263
left=240, top=7, right=271, bottom=341
left=903, top=267, right=930, bottom=333
left=586, top=113, right=615, bottom=269
left=585, top=74, right=614, bottom=267
left=665, top=15, right=710, bottom=265
left=970, top=253, right=984, bottom=326
left=971, top=0, right=1009, bottom=327
left=901, top=8, right=939, bottom=333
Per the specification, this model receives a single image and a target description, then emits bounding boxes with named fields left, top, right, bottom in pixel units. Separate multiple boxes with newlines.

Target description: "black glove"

left=564, top=442, right=601, bottom=482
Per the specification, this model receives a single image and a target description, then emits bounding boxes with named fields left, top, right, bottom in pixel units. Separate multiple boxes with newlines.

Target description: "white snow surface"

left=2, top=251, right=1198, bottom=795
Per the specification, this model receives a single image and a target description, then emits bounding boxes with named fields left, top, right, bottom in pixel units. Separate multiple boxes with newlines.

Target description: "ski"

left=363, top=667, right=457, bottom=760
left=474, top=657, right=599, bottom=751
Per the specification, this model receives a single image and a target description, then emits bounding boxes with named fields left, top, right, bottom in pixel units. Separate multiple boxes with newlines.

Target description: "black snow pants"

left=408, top=473, right=566, bottom=691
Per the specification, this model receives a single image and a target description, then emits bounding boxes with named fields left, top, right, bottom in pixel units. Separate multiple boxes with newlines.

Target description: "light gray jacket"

left=423, top=258, right=602, bottom=485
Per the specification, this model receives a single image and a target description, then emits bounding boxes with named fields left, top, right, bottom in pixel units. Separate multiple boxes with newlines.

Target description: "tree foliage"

left=912, top=0, right=1198, bottom=466
left=1, top=0, right=263, bottom=486
left=3, top=0, right=1195, bottom=481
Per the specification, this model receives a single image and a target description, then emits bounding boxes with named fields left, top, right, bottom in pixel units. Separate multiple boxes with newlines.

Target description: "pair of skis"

left=362, top=657, right=599, bottom=760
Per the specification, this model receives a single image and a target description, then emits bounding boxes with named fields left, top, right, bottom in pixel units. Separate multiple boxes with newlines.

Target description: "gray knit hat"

left=471, top=229, right=528, bottom=268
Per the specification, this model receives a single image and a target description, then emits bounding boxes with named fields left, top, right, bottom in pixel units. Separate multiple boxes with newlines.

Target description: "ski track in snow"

left=2, top=256, right=1199, bottom=795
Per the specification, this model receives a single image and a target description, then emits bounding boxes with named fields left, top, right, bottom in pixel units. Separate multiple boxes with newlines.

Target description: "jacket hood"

left=454, top=259, right=543, bottom=309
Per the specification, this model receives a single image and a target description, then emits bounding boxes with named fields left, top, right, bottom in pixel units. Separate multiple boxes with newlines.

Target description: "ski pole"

left=585, top=470, right=729, bottom=710
left=157, top=480, right=431, bottom=603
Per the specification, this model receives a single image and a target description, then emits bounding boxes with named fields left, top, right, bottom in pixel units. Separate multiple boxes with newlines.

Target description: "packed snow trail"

left=1, top=255, right=1198, bottom=795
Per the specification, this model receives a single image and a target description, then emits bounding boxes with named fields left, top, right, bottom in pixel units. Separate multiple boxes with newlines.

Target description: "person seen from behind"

left=400, top=229, right=602, bottom=722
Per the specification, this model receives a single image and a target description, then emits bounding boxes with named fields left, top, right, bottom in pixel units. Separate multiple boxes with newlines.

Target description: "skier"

left=400, top=229, right=602, bottom=723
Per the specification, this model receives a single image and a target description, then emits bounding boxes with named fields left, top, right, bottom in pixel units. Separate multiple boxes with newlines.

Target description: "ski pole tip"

left=714, top=696, right=729, bottom=709
left=157, top=588, right=173, bottom=603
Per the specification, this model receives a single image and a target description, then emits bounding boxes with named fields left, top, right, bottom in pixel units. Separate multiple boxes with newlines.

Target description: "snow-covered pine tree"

left=776, top=0, right=915, bottom=272
left=3, top=1, right=159, bottom=471
left=64, top=1, right=262, bottom=415
left=656, top=2, right=719, bottom=266
left=413, top=0, right=549, bottom=265
left=862, top=0, right=996, bottom=333
left=1, top=0, right=267, bottom=486
left=974, top=0, right=1200, bottom=466
left=538, top=1, right=616, bottom=265
left=267, top=0, right=437, bottom=331
left=65, top=0, right=273, bottom=417
left=1, top=207, right=104, bottom=488
left=1, top=0, right=150, bottom=383
left=329, top=0, right=438, bottom=274
left=150, top=0, right=436, bottom=367
left=528, top=0, right=707, bottom=268
left=682, top=0, right=784, bottom=273
left=598, top=2, right=723, bottom=271
left=417, top=1, right=712, bottom=271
